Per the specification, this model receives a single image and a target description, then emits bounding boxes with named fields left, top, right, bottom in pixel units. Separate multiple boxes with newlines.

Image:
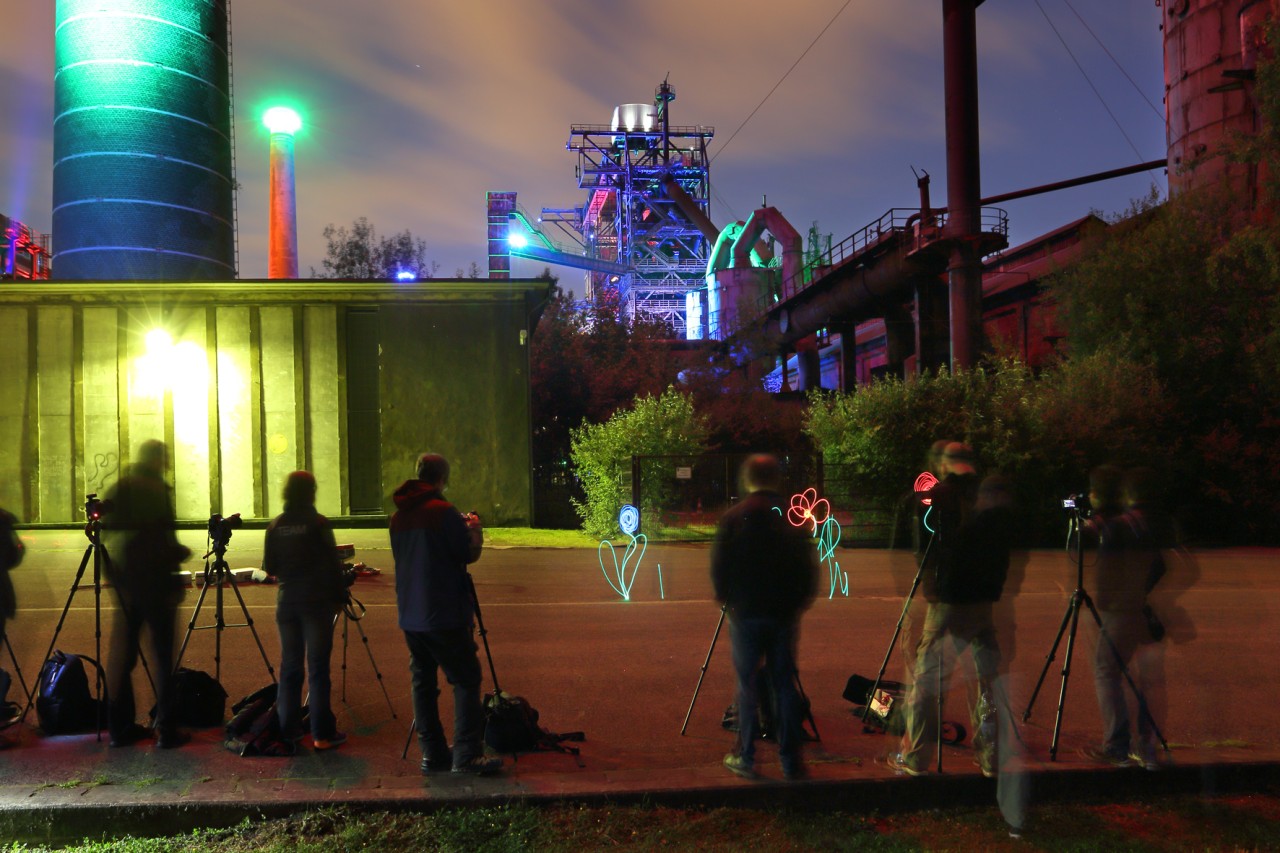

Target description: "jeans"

left=276, top=604, right=337, bottom=740
left=901, top=602, right=1001, bottom=772
left=729, top=615, right=802, bottom=773
left=1094, top=609, right=1161, bottom=759
left=404, top=627, right=485, bottom=765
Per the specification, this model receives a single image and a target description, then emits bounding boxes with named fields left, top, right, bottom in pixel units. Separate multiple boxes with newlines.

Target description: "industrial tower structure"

left=549, top=81, right=714, bottom=336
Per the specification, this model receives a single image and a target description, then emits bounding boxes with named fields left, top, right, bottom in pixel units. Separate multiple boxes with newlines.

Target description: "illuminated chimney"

left=263, top=106, right=302, bottom=279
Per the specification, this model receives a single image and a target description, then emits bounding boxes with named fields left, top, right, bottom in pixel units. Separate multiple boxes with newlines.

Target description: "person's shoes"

left=884, top=752, right=929, bottom=777
left=1081, top=745, right=1131, bottom=767
left=109, top=723, right=151, bottom=748
left=1008, top=823, right=1024, bottom=840
left=313, top=731, right=347, bottom=750
left=452, top=755, right=502, bottom=775
left=1128, top=750, right=1166, bottom=771
left=723, top=753, right=756, bottom=780
left=974, top=757, right=997, bottom=778
left=782, top=762, right=808, bottom=781
left=421, top=752, right=453, bottom=774
left=156, top=730, right=190, bottom=750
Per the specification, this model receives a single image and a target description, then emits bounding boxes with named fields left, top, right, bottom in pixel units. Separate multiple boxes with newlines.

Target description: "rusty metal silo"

left=1163, top=0, right=1275, bottom=204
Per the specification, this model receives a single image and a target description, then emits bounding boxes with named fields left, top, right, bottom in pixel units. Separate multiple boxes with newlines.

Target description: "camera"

left=84, top=493, right=114, bottom=522
left=207, top=512, right=243, bottom=548
left=1061, top=493, right=1091, bottom=517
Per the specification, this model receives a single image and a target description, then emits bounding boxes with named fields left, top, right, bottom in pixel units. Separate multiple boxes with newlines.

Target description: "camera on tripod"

left=207, top=512, right=242, bottom=550
left=84, top=493, right=114, bottom=522
left=1061, top=493, right=1092, bottom=517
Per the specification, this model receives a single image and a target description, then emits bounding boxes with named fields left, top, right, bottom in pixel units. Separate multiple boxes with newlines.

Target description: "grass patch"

left=13, top=792, right=1280, bottom=852
left=483, top=528, right=598, bottom=548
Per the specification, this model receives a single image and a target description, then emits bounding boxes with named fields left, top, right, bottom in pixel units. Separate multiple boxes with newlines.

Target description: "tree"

left=570, top=388, right=708, bottom=536
left=530, top=286, right=681, bottom=476
left=312, top=216, right=439, bottom=279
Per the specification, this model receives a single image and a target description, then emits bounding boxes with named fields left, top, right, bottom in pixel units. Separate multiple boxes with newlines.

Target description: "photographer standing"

left=391, top=453, right=499, bottom=775
left=262, top=471, right=347, bottom=750
left=713, top=454, right=818, bottom=781
left=103, top=440, right=190, bottom=749
left=1081, top=465, right=1166, bottom=769
left=888, top=443, right=1009, bottom=778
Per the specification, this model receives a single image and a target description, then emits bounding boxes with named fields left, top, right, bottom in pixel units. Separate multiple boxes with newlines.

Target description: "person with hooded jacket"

left=262, top=470, right=347, bottom=750
left=390, top=453, right=498, bottom=776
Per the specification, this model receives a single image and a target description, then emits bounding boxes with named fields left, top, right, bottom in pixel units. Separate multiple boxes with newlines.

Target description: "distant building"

left=1, top=215, right=51, bottom=281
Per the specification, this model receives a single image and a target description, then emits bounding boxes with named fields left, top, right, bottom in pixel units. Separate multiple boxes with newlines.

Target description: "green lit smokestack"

left=53, top=0, right=236, bottom=280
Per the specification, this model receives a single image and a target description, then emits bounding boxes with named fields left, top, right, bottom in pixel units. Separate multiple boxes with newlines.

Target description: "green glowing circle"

left=263, top=106, right=302, bottom=136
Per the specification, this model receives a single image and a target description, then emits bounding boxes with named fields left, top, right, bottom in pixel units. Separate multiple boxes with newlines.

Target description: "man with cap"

left=888, top=442, right=1007, bottom=778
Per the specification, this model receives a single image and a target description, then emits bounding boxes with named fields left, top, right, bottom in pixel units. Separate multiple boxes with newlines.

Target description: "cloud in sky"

left=2, top=1, right=1166, bottom=280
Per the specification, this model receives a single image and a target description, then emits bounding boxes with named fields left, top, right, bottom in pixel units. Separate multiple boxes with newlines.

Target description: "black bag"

left=36, top=651, right=106, bottom=734
left=484, top=690, right=583, bottom=756
left=843, top=673, right=967, bottom=744
left=152, top=668, right=228, bottom=728
left=224, top=684, right=296, bottom=756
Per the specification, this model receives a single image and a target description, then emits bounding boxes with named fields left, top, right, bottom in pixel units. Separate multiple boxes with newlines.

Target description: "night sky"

left=1, top=1, right=1166, bottom=282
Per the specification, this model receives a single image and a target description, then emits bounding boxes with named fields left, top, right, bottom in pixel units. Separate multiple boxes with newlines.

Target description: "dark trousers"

left=729, top=615, right=802, bottom=774
left=404, top=627, right=485, bottom=765
left=107, top=591, right=176, bottom=738
left=276, top=603, right=337, bottom=740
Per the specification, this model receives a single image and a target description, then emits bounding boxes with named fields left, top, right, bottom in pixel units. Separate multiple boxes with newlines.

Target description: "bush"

left=570, top=388, right=709, bottom=537
left=804, top=355, right=1171, bottom=543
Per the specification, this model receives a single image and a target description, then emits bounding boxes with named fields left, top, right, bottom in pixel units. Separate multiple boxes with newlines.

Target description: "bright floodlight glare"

left=263, top=106, right=302, bottom=136
left=508, top=233, right=528, bottom=249
left=145, top=329, right=173, bottom=353
left=395, top=270, right=416, bottom=281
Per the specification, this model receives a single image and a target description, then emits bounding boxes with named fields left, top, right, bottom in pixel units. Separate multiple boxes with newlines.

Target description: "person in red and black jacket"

left=390, top=453, right=499, bottom=776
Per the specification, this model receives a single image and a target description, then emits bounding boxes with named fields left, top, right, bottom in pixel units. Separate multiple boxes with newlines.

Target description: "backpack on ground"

left=36, top=651, right=106, bottom=734
left=224, top=684, right=296, bottom=756
left=484, top=690, right=584, bottom=757
left=152, top=668, right=228, bottom=728
left=843, top=673, right=967, bottom=744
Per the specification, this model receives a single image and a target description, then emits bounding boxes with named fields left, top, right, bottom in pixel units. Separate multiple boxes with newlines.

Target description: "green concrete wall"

left=0, top=280, right=547, bottom=526
left=379, top=299, right=534, bottom=523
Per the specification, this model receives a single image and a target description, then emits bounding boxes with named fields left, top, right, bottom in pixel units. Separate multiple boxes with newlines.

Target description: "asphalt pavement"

left=2, top=530, right=1278, bottom=845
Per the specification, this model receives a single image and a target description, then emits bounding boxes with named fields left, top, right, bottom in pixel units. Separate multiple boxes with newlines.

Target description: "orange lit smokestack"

left=264, top=106, right=301, bottom=279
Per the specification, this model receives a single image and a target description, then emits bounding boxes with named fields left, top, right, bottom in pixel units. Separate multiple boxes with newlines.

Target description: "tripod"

left=174, top=534, right=275, bottom=686
left=24, top=504, right=154, bottom=737
left=1022, top=509, right=1170, bottom=761
left=333, top=591, right=396, bottom=717
left=679, top=604, right=820, bottom=741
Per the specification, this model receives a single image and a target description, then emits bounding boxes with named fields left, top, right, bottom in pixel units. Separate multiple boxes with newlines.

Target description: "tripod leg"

left=792, top=669, right=820, bottom=742
left=1048, top=592, right=1084, bottom=761
left=348, top=613, right=397, bottom=718
left=863, top=552, right=928, bottom=724
left=681, top=606, right=726, bottom=735
left=221, top=569, right=278, bottom=683
left=402, top=717, right=416, bottom=760
left=174, top=578, right=214, bottom=668
left=1021, top=593, right=1075, bottom=722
